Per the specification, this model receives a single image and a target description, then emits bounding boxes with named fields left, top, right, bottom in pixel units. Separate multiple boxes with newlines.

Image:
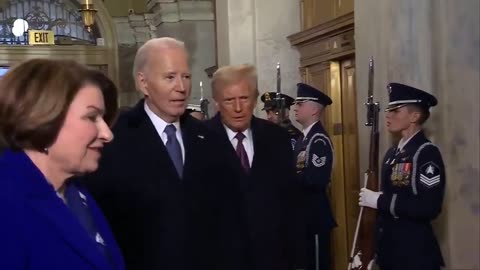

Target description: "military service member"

left=261, top=91, right=302, bottom=148
left=358, top=83, right=445, bottom=270
left=293, top=83, right=336, bottom=270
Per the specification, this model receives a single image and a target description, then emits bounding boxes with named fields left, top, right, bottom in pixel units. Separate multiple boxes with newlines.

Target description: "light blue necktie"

left=164, top=124, right=183, bottom=178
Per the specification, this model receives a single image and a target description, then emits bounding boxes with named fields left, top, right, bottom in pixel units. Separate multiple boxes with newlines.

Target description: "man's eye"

left=87, top=115, right=98, bottom=122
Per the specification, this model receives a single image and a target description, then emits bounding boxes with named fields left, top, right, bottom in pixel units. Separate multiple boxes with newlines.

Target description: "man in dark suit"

left=293, top=83, right=336, bottom=270
left=205, top=64, right=306, bottom=270
left=81, top=37, right=224, bottom=270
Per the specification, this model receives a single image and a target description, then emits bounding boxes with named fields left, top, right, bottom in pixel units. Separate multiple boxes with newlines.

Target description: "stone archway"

left=90, top=0, right=119, bottom=82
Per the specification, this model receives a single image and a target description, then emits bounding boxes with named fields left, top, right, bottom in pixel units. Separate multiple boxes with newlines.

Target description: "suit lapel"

left=209, top=114, right=247, bottom=179
left=86, top=191, right=124, bottom=270
left=180, top=115, right=208, bottom=181
left=130, top=101, right=181, bottom=181
left=26, top=185, right=110, bottom=270
left=31, top=197, right=112, bottom=270
left=250, top=117, right=266, bottom=175
left=6, top=151, right=110, bottom=270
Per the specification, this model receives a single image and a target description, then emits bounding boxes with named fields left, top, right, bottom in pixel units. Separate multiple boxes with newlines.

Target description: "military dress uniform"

left=375, top=83, right=445, bottom=270
left=260, top=92, right=302, bottom=148
left=293, top=83, right=336, bottom=270
left=280, top=119, right=303, bottom=147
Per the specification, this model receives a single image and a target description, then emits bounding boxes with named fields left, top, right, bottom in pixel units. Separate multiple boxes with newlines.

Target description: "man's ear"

left=136, top=72, right=149, bottom=97
left=410, top=110, right=421, bottom=123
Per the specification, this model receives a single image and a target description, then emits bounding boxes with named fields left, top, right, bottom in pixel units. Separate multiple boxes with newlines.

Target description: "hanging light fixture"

left=78, top=0, right=97, bottom=33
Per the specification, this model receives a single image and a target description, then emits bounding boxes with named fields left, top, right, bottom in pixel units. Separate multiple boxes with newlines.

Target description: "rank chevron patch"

left=312, top=154, right=326, bottom=168
left=420, top=161, right=440, bottom=188
left=420, top=174, right=440, bottom=187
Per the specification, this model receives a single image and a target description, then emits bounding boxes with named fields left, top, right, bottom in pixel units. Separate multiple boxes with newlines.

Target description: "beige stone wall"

left=104, top=0, right=146, bottom=17
left=355, top=0, right=480, bottom=269
left=106, top=0, right=216, bottom=107
left=148, top=0, right=216, bottom=113
left=215, top=0, right=302, bottom=119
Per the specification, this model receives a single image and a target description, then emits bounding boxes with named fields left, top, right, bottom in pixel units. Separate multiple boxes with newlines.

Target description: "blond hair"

left=211, top=64, right=259, bottom=100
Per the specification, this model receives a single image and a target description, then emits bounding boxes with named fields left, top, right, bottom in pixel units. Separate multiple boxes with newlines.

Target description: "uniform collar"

left=397, top=129, right=421, bottom=152
left=302, top=121, right=319, bottom=137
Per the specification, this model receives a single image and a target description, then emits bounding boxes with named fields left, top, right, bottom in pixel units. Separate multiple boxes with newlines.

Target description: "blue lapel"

left=6, top=150, right=113, bottom=270
left=81, top=185, right=125, bottom=270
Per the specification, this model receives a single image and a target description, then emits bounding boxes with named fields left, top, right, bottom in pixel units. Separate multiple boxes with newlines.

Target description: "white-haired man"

left=83, top=37, right=227, bottom=270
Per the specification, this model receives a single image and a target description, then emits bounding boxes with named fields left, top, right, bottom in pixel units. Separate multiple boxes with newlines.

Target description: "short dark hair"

left=0, top=59, right=116, bottom=152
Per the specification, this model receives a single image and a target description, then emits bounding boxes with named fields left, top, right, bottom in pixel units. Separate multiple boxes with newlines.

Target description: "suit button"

left=379, top=228, right=384, bottom=233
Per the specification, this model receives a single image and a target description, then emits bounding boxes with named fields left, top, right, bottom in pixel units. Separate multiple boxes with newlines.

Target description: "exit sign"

left=28, top=30, right=55, bottom=45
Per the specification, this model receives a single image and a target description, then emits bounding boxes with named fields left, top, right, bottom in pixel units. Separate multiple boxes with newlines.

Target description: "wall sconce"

left=78, top=0, right=97, bottom=33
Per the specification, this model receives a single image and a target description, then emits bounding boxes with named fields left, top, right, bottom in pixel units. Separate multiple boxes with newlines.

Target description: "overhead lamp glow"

left=12, top=18, right=29, bottom=37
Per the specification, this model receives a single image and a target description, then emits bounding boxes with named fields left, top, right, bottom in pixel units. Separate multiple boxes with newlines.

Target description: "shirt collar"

left=144, top=102, right=181, bottom=134
left=302, top=121, right=318, bottom=137
left=224, top=125, right=252, bottom=142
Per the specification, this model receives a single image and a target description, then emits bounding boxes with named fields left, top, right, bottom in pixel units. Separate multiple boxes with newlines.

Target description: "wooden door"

left=304, top=57, right=360, bottom=270
left=339, top=58, right=360, bottom=267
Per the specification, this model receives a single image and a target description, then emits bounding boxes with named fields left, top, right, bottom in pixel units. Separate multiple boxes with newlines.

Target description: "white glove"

left=359, top=188, right=382, bottom=209
left=351, top=252, right=362, bottom=268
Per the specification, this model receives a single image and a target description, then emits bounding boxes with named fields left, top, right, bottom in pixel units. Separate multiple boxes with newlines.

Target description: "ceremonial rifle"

left=348, top=57, right=380, bottom=270
left=273, top=62, right=287, bottom=122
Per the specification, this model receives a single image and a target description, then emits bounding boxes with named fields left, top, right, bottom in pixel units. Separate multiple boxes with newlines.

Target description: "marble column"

left=215, top=0, right=302, bottom=116
left=355, top=0, right=480, bottom=269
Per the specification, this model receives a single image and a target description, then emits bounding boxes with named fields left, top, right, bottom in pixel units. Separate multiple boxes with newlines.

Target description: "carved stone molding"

left=287, top=11, right=354, bottom=67
left=147, top=0, right=214, bottom=26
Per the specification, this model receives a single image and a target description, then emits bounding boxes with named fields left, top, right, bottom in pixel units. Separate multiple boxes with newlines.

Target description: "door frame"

left=289, top=12, right=360, bottom=270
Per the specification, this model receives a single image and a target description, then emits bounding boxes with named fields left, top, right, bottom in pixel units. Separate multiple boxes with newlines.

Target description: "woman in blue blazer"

left=0, top=59, right=125, bottom=270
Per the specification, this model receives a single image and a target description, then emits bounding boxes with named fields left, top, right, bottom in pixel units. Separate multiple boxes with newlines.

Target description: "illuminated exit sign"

left=28, top=30, right=55, bottom=45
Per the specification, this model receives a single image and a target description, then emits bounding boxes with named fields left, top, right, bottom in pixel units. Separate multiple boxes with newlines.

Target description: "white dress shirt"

left=144, top=102, right=185, bottom=162
left=302, top=121, right=319, bottom=137
left=224, top=126, right=254, bottom=166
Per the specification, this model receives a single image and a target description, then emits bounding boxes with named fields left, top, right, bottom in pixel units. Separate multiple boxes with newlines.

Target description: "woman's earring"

left=43, top=148, right=49, bottom=155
